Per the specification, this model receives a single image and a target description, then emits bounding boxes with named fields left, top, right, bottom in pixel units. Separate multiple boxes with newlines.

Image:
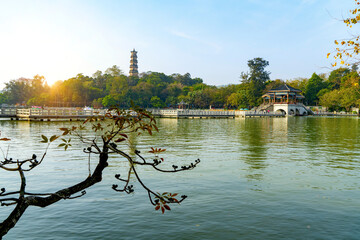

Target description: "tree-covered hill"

left=1, top=61, right=360, bottom=111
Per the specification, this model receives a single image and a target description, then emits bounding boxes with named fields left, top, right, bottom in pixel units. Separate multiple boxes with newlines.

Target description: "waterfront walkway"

left=150, top=109, right=235, bottom=118
left=0, top=108, right=357, bottom=121
left=0, top=108, right=285, bottom=120
left=149, top=109, right=286, bottom=118
left=312, top=111, right=358, bottom=116
left=0, top=108, right=107, bottom=121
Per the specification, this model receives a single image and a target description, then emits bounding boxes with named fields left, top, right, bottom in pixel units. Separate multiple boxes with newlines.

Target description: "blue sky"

left=0, top=0, right=357, bottom=88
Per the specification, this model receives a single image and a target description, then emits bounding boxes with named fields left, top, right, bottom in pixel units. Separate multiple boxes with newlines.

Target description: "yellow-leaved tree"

left=328, top=0, right=360, bottom=66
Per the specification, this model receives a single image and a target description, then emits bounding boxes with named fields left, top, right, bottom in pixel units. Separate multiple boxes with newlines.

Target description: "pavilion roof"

left=268, top=84, right=302, bottom=93
left=262, top=92, right=305, bottom=99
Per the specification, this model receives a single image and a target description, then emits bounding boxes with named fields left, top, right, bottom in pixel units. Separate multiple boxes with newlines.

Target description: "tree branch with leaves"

left=328, top=0, right=360, bottom=66
left=0, top=107, right=199, bottom=238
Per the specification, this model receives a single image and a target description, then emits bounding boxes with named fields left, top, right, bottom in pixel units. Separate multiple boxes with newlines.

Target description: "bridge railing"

left=2, top=108, right=290, bottom=119
left=16, top=108, right=108, bottom=117
left=236, top=110, right=285, bottom=117
left=148, top=109, right=236, bottom=117
left=160, top=109, right=179, bottom=116
left=312, top=111, right=358, bottom=116
left=178, top=110, right=234, bottom=116
left=16, top=109, right=31, bottom=116
left=0, top=108, right=17, bottom=116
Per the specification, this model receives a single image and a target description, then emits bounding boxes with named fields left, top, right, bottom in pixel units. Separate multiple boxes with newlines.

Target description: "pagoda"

left=260, top=84, right=310, bottom=116
left=129, top=49, right=138, bottom=77
left=262, top=84, right=304, bottom=104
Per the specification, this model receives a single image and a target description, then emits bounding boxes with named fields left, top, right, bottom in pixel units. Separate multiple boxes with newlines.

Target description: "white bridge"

left=149, top=109, right=236, bottom=118
left=149, top=109, right=285, bottom=118
left=273, top=103, right=311, bottom=116
left=0, top=107, right=315, bottom=121
left=0, top=108, right=238, bottom=120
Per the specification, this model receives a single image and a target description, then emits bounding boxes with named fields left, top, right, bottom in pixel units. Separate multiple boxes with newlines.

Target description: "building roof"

left=268, top=84, right=302, bottom=93
left=262, top=92, right=305, bottom=99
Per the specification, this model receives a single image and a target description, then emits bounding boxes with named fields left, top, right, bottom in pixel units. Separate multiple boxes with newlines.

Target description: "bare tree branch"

left=0, top=107, right=199, bottom=238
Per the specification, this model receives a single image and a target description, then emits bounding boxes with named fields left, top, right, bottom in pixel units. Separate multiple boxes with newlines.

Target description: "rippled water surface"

left=1, top=117, right=360, bottom=239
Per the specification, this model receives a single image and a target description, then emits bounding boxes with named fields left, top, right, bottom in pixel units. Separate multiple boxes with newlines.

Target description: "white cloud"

left=171, top=30, right=196, bottom=41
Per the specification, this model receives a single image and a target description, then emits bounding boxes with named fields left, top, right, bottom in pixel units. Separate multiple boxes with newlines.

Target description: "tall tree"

left=150, top=96, right=166, bottom=108
left=92, top=70, right=108, bottom=91
left=304, top=73, right=327, bottom=105
left=319, top=90, right=339, bottom=111
left=286, top=78, right=308, bottom=92
left=328, top=67, right=350, bottom=90
left=264, top=79, right=285, bottom=92
left=105, top=65, right=123, bottom=77
left=340, top=71, right=360, bottom=88
left=240, top=58, right=270, bottom=106
left=4, top=77, right=35, bottom=104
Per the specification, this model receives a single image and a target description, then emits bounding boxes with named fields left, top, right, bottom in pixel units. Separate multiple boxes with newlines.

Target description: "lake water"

left=0, top=117, right=360, bottom=240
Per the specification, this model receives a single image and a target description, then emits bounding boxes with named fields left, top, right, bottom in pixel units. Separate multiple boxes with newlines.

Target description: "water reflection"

left=292, top=117, right=360, bottom=171
left=235, top=119, right=268, bottom=180
left=157, top=118, right=178, bottom=129
left=155, top=118, right=209, bottom=157
left=271, top=117, right=289, bottom=140
left=1, top=117, right=360, bottom=239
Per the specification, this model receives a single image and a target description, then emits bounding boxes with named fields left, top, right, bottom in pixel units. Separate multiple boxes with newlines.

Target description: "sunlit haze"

left=0, top=0, right=357, bottom=89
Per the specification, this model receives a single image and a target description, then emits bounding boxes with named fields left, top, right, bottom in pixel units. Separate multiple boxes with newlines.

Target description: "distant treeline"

left=0, top=59, right=359, bottom=111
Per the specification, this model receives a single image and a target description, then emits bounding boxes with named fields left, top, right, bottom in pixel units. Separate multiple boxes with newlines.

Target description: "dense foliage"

left=1, top=60, right=360, bottom=111
left=240, top=58, right=271, bottom=106
left=0, top=59, right=271, bottom=109
left=0, top=66, right=207, bottom=108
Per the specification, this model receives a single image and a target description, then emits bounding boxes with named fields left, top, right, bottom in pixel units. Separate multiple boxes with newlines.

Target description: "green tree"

left=286, top=78, right=308, bottom=92
left=241, top=58, right=270, bottom=106
left=165, top=96, right=178, bottom=106
left=172, top=73, right=203, bottom=86
left=150, top=96, right=166, bottom=108
left=108, top=75, right=130, bottom=106
left=340, top=71, right=360, bottom=88
left=214, top=84, right=241, bottom=108
left=226, top=88, right=250, bottom=109
left=92, top=70, right=108, bottom=91
left=304, top=73, right=327, bottom=105
left=92, top=98, right=103, bottom=108
left=2, top=75, right=49, bottom=105
left=319, top=71, right=360, bottom=111
left=0, top=93, right=8, bottom=105
left=188, top=90, right=210, bottom=108
left=27, top=93, right=50, bottom=106
left=319, top=90, right=340, bottom=111
left=164, top=83, right=183, bottom=98
left=31, top=75, right=48, bottom=96
left=340, top=87, right=360, bottom=111
left=328, top=67, right=350, bottom=90
left=105, top=65, right=123, bottom=77
left=129, top=82, right=154, bottom=107
left=102, top=95, right=117, bottom=107
left=0, top=67, right=215, bottom=108
left=3, top=78, right=33, bottom=104
left=264, top=79, right=285, bottom=92
left=226, top=93, right=243, bottom=108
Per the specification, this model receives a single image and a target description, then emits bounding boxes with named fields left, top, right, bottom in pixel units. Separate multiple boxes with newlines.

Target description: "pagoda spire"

left=129, top=49, right=138, bottom=77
